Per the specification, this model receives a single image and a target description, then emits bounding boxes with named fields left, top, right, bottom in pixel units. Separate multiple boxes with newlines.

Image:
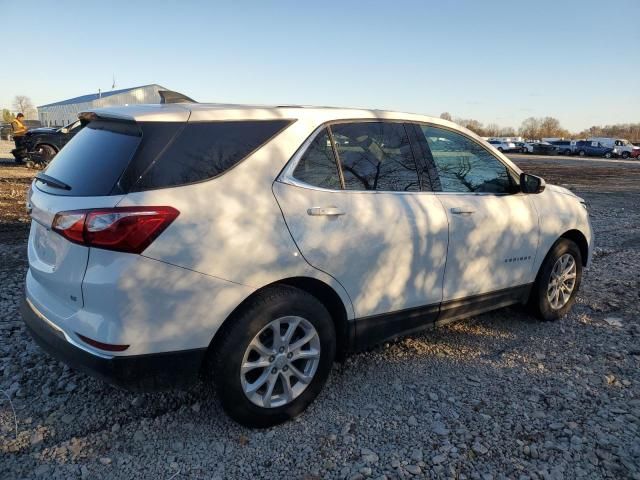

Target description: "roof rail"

left=158, top=90, right=197, bottom=104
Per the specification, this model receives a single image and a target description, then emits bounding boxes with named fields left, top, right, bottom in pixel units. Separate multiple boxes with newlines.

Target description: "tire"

left=578, top=150, right=586, bottom=157
left=604, top=152, right=612, bottom=159
left=209, top=285, right=336, bottom=427
left=498, top=147, right=504, bottom=152
left=529, top=238, right=583, bottom=321
left=35, top=144, right=57, bottom=164
left=621, top=152, right=629, bottom=159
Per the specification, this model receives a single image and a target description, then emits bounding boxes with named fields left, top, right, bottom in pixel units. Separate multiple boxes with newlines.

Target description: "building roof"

left=38, top=84, right=166, bottom=108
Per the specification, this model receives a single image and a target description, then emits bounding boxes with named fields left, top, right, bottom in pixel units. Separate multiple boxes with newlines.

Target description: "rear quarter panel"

left=117, top=118, right=355, bottom=323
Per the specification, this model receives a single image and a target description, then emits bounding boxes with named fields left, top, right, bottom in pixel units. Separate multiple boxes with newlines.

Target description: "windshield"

left=58, top=120, right=81, bottom=132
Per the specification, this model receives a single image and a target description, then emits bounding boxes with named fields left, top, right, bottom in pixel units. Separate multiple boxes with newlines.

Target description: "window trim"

left=410, top=121, right=522, bottom=196
left=280, top=119, right=426, bottom=194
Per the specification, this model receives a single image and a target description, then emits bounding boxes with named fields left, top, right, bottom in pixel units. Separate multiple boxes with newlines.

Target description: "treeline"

left=439, top=112, right=640, bottom=141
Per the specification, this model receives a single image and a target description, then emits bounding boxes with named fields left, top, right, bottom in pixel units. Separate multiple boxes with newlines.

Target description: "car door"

left=410, top=123, right=539, bottom=304
left=273, top=121, right=449, bottom=328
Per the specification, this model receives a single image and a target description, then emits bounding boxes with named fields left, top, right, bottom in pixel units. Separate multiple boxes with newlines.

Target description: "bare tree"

left=12, top=95, right=37, bottom=119
left=498, top=127, right=517, bottom=137
left=539, top=117, right=569, bottom=138
left=519, top=116, right=569, bottom=140
left=455, top=118, right=486, bottom=136
left=577, top=123, right=640, bottom=142
left=485, top=123, right=501, bottom=137
left=439, top=112, right=452, bottom=121
left=519, top=117, right=541, bottom=140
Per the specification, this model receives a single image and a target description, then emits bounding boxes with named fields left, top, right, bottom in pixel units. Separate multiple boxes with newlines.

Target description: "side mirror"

left=520, top=172, right=546, bottom=194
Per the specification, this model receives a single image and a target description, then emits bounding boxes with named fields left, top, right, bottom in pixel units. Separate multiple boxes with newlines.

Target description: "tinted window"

left=133, top=120, right=292, bottom=191
left=292, top=128, right=341, bottom=189
left=37, top=120, right=142, bottom=197
left=331, top=122, right=419, bottom=191
left=117, top=122, right=184, bottom=193
left=418, top=125, right=514, bottom=194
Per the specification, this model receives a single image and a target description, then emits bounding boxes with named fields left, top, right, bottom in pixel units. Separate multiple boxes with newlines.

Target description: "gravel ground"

left=1, top=154, right=639, bottom=480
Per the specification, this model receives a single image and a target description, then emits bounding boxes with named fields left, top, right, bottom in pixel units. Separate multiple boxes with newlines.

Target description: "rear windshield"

left=36, top=120, right=141, bottom=197
left=36, top=119, right=292, bottom=196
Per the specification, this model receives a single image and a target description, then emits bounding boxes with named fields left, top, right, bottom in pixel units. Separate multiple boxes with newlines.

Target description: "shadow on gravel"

left=0, top=221, right=30, bottom=246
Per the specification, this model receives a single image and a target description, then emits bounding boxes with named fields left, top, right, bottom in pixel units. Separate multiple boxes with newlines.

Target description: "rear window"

left=36, top=120, right=141, bottom=197
left=130, top=120, right=293, bottom=191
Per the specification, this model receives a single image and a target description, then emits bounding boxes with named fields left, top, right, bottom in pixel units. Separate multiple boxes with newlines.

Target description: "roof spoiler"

left=158, top=90, right=197, bottom=104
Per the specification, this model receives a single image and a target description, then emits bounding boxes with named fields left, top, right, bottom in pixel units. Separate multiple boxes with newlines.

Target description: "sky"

left=0, top=0, right=638, bottom=132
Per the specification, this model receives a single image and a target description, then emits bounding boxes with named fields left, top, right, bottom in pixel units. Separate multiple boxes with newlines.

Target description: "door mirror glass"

left=520, top=172, right=545, bottom=194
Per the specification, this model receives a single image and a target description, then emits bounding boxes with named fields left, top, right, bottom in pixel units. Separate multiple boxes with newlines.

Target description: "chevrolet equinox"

left=22, top=102, right=593, bottom=427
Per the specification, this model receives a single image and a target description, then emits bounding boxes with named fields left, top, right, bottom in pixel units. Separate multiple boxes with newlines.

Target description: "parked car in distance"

left=549, top=140, right=576, bottom=155
left=22, top=120, right=84, bottom=164
left=588, top=137, right=637, bottom=159
left=575, top=140, right=616, bottom=158
left=514, top=141, right=529, bottom=153
left=21, top=103, right=593, bottom=427
left=0, top=123, right=11, bottom=141
left=530, top=142, right=558, bottom=155
left=488, top=139, right=517, bottom=152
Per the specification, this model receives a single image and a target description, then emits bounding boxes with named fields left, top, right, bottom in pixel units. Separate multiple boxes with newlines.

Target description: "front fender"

left=529, top=187, right=593, bottom=271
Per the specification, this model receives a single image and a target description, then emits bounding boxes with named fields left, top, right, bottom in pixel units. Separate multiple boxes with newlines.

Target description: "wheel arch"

left=560, top=229, right=589, bottom=266
left=206, top=276, right=352, bottom=368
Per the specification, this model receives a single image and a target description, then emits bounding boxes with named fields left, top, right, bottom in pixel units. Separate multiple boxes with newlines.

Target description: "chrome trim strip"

left=278, top=123, right=329, bottom=188
left=26, top=298, right=114, bottom=360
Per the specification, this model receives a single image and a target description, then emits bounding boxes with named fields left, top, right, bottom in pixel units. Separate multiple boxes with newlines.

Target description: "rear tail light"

left=52, top=206, right=179, bottom=254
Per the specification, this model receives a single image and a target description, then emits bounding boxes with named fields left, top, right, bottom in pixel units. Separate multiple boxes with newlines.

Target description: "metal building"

left=37, top=84, right=168, bottom=127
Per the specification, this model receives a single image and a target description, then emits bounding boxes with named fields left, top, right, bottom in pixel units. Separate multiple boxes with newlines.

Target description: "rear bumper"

left=21, top=298, right=206, bottom=392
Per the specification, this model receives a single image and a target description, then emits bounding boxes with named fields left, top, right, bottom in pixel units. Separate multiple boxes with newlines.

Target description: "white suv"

left=22, top=102, right=593, bottom=427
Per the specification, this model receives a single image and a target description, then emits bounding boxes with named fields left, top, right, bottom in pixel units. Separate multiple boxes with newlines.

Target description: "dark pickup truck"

left=22, top=120, right=83, bottom=163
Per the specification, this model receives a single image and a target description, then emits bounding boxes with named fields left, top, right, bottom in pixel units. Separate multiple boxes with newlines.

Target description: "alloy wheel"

left=547, top=253, right=577, bottom=310
left=240, top=316, right=321, bottom=408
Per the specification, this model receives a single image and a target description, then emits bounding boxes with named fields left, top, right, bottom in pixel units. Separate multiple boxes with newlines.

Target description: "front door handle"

left=307, top=206, right=346, bottom=217
left=450, top=207, right=475, bottom=215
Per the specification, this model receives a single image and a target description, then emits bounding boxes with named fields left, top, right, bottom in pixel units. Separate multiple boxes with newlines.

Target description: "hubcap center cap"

left=274, top=354, right=287, bottom=369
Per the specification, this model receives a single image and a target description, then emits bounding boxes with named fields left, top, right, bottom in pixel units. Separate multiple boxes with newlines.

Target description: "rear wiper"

left=35, top=173, right=71, bottom=191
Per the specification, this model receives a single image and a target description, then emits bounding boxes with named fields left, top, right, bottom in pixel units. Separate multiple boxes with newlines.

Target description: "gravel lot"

left=1, top=149, right=639, bottom=479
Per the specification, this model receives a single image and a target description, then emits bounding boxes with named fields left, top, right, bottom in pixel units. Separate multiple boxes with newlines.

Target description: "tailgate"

left=27, top=186, right=124, bottom=315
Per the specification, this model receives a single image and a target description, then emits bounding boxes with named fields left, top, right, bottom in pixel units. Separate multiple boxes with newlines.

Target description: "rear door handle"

left=450, top=207, right=475, bottom=215
left=307, top=206, right=346, bottom=217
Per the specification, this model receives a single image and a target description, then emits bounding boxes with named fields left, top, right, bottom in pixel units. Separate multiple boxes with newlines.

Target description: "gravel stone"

left=405, top=465, right=422, bottom=475
left=473, top=443, right=489, bottom=455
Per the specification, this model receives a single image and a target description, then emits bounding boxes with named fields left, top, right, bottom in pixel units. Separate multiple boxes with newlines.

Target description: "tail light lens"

left=52, top=206, right=179, bottom=254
